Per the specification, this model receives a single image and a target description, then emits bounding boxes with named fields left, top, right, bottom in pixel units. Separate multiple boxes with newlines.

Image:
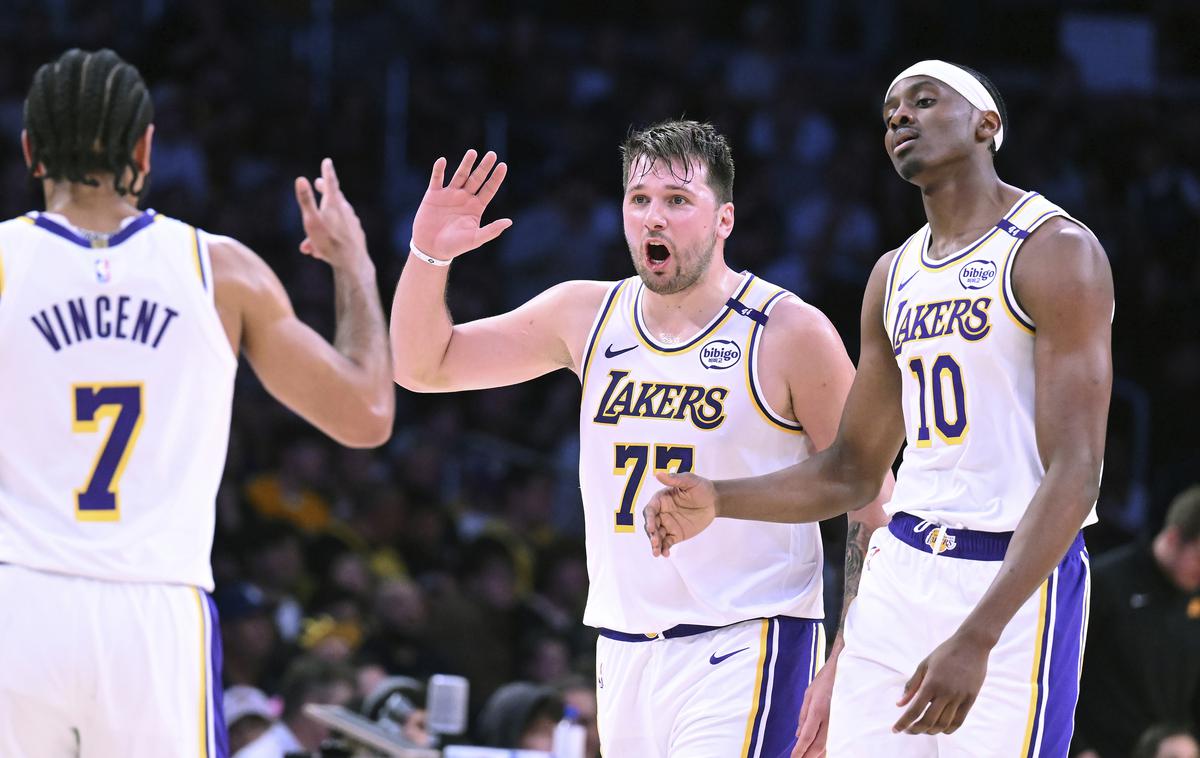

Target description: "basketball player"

left=0, top=49, right=394, bottom=757
left=390, top=120, right=890, bottom=757
left=644, top=61, right=1113, bottom=756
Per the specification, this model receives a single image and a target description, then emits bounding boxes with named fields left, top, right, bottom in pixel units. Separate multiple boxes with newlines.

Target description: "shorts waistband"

left=889, top=512, right=1012, bottom=560
left=888, top=512, right=1085, bottom=561
left=598, top=615, right=818, bottom=642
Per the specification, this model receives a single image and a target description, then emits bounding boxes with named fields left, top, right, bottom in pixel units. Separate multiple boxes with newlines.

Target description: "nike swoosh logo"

left=897, top=270, right=919, bottom=291
left=709, top=647, right=749, bottom=665
left=605, top=344, right=638, bottom=359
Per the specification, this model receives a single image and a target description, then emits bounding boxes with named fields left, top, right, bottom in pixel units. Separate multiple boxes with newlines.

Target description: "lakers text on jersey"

left=577, top=271, right=823, bottom=634
left=881, top=191, right=1098, bottom=532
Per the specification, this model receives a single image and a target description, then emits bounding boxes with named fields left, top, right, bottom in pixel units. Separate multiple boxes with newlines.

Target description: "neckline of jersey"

left=29, top=209, right=158, bottom=250
left=919, top=191, right=1038, bottom=270
left=633, top=270, right=754, bottom=353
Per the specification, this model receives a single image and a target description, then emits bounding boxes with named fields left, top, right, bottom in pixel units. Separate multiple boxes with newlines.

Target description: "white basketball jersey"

left=578, top=272, right=824, bottom=633
left=0, top=210, right=236, bottom=590
left=882, top=191, right=1098, bottom=531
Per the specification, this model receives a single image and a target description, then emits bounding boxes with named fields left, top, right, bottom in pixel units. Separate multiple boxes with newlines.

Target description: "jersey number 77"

left=613, top=443, right=693, bottom=532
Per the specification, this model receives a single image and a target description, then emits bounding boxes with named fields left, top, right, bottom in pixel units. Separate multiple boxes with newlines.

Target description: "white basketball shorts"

left=827, top=513, right=1090, bottom=757
left=0, top=564, right=227, bottom=757
left=596, top=615, right=824, bottom=757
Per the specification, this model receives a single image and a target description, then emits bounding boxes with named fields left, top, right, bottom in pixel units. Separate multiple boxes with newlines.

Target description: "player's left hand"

left=792, top=657, right=835, bottom=757
left=892, top=631, right=990, bottom=735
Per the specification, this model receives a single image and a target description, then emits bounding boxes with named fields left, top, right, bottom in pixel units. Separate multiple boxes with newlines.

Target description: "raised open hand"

left=410, top=149, right=512, bottom=262
left=294, top=157, right=369, bottom=268
left=642, top=471, right=719, bottom=557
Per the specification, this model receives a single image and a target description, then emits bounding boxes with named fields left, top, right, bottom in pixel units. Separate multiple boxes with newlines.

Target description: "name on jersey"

left=592, top=370, right=727, bottom=430
left=30, top=295, right=180, bottom=352
left=891, top=296, right=991, bottom=355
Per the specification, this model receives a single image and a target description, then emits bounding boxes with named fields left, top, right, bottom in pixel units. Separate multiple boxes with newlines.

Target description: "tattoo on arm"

left=839, top=521, right=872, bottom=635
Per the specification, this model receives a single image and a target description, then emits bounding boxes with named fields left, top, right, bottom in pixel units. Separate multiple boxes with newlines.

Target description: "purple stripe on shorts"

left=1025, top=570, right=1056, bottom=758
left=1036, top=547, right=1089, bottom=757
left=206, top=593, right=231, bottom=758
left=745, top=619, right=778, bottom=757
left=757, top=618, right=820, bottom=758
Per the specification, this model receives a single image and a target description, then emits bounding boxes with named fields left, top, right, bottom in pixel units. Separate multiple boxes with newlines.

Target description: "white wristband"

left=409, top=239, right=452, bottom=267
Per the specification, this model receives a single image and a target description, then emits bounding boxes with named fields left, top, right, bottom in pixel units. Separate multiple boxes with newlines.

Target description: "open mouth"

left=644, top=240, right=672, bottom=271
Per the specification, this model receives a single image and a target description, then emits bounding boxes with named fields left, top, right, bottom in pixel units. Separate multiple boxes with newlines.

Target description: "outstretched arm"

left=892, top=220, right=1113, bottom=735
left=213, top=158, right=394, bottom=448
left=390, top=150, right=598, bottom=392
left=742, top=297, right=894, bottom=758
left=644, top=251, right=905, bottom=555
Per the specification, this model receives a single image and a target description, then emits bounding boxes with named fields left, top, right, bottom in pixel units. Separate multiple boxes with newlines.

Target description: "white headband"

left=886, top=59, right=1004, bottom=152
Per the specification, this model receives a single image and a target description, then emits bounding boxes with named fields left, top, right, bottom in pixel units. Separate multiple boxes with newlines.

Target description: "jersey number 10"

left=907, top=355, right=968, bottom=446
left=72, top=384, right=145, bottom=521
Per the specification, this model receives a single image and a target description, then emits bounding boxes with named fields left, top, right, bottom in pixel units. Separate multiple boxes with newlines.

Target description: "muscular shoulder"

left=760, top=295, right=843, bottom=351
left=207, top=235, right=290, bottom=352
left=870, top=248, right=901, bottom=286
left=538, top=279, right=613, bottom=313
left=533, top=279, right=619, bottom=365
left=520, top=279, right=613, bottom=333
left=208, top=235, right=279, bottom=296
left=1013, top=217, right=1112, bottom=320
left=1016, top=217, right=1107, bottom=276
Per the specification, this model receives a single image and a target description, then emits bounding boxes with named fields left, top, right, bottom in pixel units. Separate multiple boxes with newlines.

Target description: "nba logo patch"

left=94, top=257, right=112, bottom=283
left=924, top=528, right=957, bottom=553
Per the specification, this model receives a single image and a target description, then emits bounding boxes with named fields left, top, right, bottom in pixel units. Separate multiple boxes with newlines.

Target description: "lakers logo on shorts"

left=924, top=528, right=957, bottom=554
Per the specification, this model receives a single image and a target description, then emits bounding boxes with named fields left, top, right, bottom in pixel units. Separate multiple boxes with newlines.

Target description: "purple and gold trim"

left=195, top=589, right=230, bottom=758
left=1001, top=233, right=1037, bottom=333
left=32, top=210, right=158, bottom=249
left=743, top=617, right=822, bottom=757
left=632, top=272, right=755, bottom=354
left=746, top=289, right=804, bottom=433
left=998, top=201, right=1068, bottom=335
left=190, top=226, right=208, bottom=291
left=1022, top=545, right=1089, bottom=758
left=919, top=193, right=1039, bottom=271
left=882, top=230, right=921, bottom=327
left=579, top=280, right=629, bottom=390
left=742, top=619, right=776, bottom=756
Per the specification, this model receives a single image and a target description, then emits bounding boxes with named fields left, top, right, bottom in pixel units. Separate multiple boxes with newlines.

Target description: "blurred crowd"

left=1, top=1, right=1198, bottom=755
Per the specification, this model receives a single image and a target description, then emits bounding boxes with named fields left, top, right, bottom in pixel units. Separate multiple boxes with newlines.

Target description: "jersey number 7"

left=613, top=443, right=693, bottom=533
left=72, top=384, right=145, bottom=521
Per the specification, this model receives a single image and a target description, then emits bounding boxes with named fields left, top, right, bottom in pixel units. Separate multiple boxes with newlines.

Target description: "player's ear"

left=716, top=201, right=734, bottom=241
left=976, top=111, right=1000, bottom=150
left=21, top=130, right=43, bottom=177
left=133, top=124, right=154, bottom=175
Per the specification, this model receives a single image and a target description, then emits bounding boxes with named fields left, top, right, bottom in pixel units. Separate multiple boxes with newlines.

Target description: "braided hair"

left=23, top=48, right=154, bottom=196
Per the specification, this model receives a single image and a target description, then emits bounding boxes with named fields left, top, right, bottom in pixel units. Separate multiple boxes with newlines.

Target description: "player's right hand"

left=295, top=157, right=369, bottom=269
left=410, top=150, right=513, bottom=262
left=643, top=471, right=718, bottom=557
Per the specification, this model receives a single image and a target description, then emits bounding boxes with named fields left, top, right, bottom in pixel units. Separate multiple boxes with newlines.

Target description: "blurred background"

left=1, top=0, right=1197, bottom=754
